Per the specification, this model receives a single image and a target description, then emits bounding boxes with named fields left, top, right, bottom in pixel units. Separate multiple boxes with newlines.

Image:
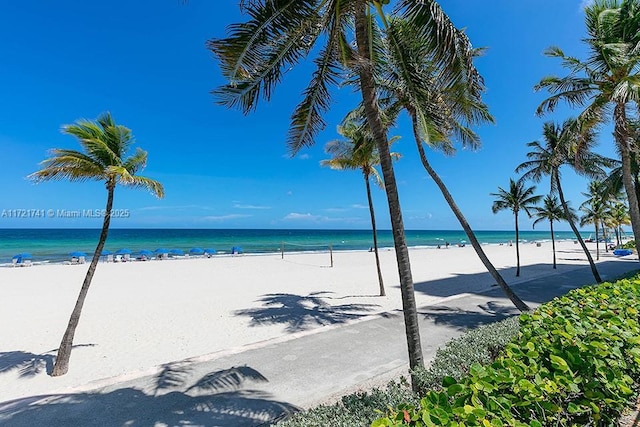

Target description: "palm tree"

left=321, top=120, right=400, bottom=297
left=532, top=195, right=569, bottom=269
left=516, top=120, right=608, bottom=282
left=210, top=0, right=478, bottom=380
left=491, top=178, right=542, bottom=277
left=536, top=0, right=640, bottom=258
left=580, top=194, right=609, bottom=260
left=29, top=112, right=164, bottom=376
left=364, top=16, right=529, bottom=311
left=608, top=201, right=631, bottom=246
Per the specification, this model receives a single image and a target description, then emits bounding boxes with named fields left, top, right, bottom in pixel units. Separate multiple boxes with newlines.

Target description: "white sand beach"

left=0, top=240, right=634, bottom=403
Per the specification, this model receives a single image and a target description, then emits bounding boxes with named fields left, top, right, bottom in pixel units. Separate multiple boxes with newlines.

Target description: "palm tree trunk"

left=614, top=103, right=640, bottom=260
left=550, top=219, right=556, bottom=269
left=554, top=173, right=602, bottom=282
left=364, top=172, right=385, bottom=296
left=411, top=117, right=529, bottom=311
left=353, top=2, right=423, bottom=380
left=601, top=220, right=608, bottom=253
left=515, top=212, right=521, bottom=277
left=595, top=222, right=600, bottom=261
left=52, top=183, right=114, bottom=376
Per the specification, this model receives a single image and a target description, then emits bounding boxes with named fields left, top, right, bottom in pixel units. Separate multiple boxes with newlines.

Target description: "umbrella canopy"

left=154, top=248, right=169, bottom=254
left=69, top=251, right=87, bottom=257
left=169, top=249, right=184, bottom=256
left=139, top=249, right=153, bottom=256
left=12, top=253, right=32, bottom=259
left=101, top=250, right=112, bottom=256
left=189, top=248, right=204, bottom=255
left=204, top=248, right=217, bottom=254
left=115, top=248, right=132, bottom=255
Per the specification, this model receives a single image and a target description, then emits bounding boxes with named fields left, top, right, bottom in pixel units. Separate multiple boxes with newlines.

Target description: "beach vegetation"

left=531, top=195, right=572, bottom=269
left=28, top=112, right=164, bottom=376
left=580, top=181, right=612, bottom=260
left=210, top=0, right=480, bottom=386
left=322, top=119, right=401, bottom=297
left=516, top=120, right=609, bottom=282
left=535, top=0, right=640, bottom=260
left=491, top=178, right=542, bottom=277
left=373, top=274, right=640, bottom=426
left=273, top=317, right=520, bottom=427
left=361, top=15, right=528, bottom=312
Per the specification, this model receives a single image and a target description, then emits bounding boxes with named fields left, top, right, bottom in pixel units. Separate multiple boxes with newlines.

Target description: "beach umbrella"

left=69, top=251, right=87, bottom=257
left=154, top=248, right=169, bottom=254
left=169, top=249, right=184, bottom=256
left=12, top=253, right=32, bottom=259
left=204, top=248, right=217, bottom=255
left=138, top=249, right=153, bottom=256
left=189, top=247, right=205, bottom=255
left=101, top=249, right=112, bottom=256
left=115, top=248, right=132, bottom=255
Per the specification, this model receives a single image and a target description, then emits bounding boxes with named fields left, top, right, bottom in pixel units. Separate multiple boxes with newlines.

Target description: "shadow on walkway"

left=419, top=301, right=520, bottom=331
left=234, top=292, right=379, bottom=333
left=0, top=364, right=298, bottom=427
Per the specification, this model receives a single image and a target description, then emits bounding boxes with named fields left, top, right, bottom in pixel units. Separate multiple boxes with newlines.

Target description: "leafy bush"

left=275, top=318, right=519, bottom=426
left=373, top=276, right=640, bottom=426
left=622, top=240, right=636, bottom=249
left=412, top=317, right=520, bottom=394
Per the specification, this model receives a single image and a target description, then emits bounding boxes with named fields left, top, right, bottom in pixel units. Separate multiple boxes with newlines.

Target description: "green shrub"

left=275, top=318, right=520, bottom=426
left=622, top=240, right=636, bottom=249
left=412, top=317, right=520, bottom=394
left=373, top=276, right=640, bottom=426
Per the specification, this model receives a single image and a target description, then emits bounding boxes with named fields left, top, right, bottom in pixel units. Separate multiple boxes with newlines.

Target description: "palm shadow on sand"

left=234, top=291, right=379, bottom=333
left=0, top=363, right=298, bottom=427
left=0, top=344, right=96, bottom=378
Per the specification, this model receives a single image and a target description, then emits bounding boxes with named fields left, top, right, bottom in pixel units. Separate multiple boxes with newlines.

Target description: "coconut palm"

left=210, top=0, right=478, bottom=379
left=491, top=178, right=542, bottom=277
left=321, top=120, right=400, bottom=297
left=29, top=112, right=164, bottom=376
left=536, top=0, right=640, bottom=258
left=608, top=201, right=631, bottom=246
left=361, top=16, right=529, bottom=311
left=516, top=120, right=609, bottom=282
left=532, top=195, right=570, bottom=269
left=580, top=186, right=609, bottom=260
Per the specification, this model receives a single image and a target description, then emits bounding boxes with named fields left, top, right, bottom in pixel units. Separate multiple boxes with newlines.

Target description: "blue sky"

left=0, top=0, right=615, bottom=230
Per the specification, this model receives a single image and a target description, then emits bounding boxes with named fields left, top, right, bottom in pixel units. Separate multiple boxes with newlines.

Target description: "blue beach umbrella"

left=69, top=251, right=87, bottom=257
left=204, top=248, right=217, bottom=255
left=169, top=249, right=184, bottom=256
left=154, top=248, right=169, bottom=254
left=12, top=253, right=32, bottom=260
left=189, top=247, right=204, bottom=255
left=139, top=249, right=153, bottom=256
left=115, top=248, right=132, bottom=255
left=101, top=250, right=112, bottom=256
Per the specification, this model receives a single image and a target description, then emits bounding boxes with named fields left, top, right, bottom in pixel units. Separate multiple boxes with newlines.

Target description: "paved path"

left=0, top=258, right=637, bottom=427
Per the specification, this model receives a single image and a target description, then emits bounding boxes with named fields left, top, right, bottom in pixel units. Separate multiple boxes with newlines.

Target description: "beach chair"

left=11, top=258, right=17, bottom=267
left=123, top=254, right=130, bottom=262
left=22, top=259, right=32, bottom=267
left=78, top=256, right=86, bottom=264
left=106, top=254, right=114, bottom=262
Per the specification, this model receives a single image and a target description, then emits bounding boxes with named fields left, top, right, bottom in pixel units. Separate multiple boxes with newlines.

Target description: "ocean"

left=0, top=228, right=588, bottom=264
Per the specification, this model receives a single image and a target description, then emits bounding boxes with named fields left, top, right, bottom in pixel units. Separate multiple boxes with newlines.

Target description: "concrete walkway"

left=0, top=258, right=637, bottom=427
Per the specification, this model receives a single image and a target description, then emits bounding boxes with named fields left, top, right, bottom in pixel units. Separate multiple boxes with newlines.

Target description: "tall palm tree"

left=580, top=188, right=609, bottom=260
left=516, top=120, right=608, bottom=282
left=365, top=16, right=529, bottom=311
left=536, top=0, right=640, bottom=258
left=608, top=201, right=631, bottom=246
left=491, top=178, right=542, bottom=277
left=210, top=0, right=478, bottom=380
left=29, top=112, right=164, bottom=376
left=321, top=120, right=400, bottom=297
left=532, top=195, right=569, bottom=269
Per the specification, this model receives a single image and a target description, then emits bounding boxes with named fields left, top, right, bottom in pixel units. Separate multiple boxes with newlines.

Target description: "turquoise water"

left=0, top=229, right=588, bottom=264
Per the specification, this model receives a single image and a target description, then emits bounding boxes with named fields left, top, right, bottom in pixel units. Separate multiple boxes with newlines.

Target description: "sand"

left=0, top=240, right=628, bottom=403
